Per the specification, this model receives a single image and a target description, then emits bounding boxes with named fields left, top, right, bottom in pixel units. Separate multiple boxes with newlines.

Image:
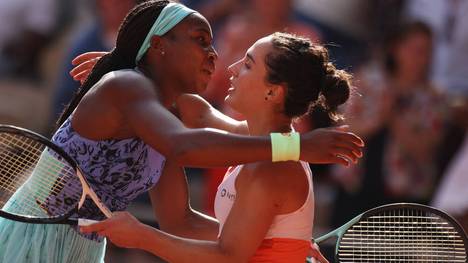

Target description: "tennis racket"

left=0, top=124, right=112, bottom=226
left=311, top=203, right=467, bottom=262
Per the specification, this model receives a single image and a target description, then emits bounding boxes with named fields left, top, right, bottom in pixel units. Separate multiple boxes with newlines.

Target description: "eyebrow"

left=193, top=27, right=212, bottom=37
left=246, top=53, right=256, bottom=64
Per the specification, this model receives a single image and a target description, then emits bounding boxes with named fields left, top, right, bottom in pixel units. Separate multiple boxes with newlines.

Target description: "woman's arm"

left=176, top=93, right=248, bottom=134
left=149, top=158, right=219, bottom=240
left=73, top=71, right=363, bottom=168
left=130, top=77, right=362, bottom=167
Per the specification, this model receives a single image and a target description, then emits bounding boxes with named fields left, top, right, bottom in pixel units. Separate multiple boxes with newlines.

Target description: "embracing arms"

left=73, top=70, right=363, bottom=168
left=71, top=52, right=363, bottom=168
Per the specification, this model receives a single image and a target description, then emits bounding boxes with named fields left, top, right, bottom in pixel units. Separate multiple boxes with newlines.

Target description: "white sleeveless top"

left=214, top=161, right=314, bottom=240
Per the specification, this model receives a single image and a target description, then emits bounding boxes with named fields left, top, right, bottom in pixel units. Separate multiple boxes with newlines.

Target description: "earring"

left=161, top=50, right=165, bottom=56
left=265, top=90, right=273, bottom=100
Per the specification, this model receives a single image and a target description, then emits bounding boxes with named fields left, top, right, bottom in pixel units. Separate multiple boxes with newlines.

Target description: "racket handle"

left=78, top=219, right=100, bottom=226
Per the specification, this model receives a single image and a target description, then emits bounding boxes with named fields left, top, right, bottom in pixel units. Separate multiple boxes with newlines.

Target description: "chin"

left=195, top=84, right=209, bottom=94
left=187, top=81, right=206, bottom=94
left=224, top=96, right=239, bottom=111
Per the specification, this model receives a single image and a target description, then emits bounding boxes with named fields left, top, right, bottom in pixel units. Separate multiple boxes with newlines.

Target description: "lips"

left=203, top=62, right=215, bottom=76
left=202, top=69, right=213, bottom=75
left=228, top=79, right=236, bottom=93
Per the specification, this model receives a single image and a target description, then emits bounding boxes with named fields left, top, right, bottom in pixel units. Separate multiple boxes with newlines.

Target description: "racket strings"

left=0, top=138, right=42, bottom=187
left=0, top=132, right=82, bottom=217
left=0, top=144, right=79, bottom=216
left=0, top=135, right=78, bottom=198
left=0, top=147, right=75, bottom=195
left=337, top=208, right=467, bottom=262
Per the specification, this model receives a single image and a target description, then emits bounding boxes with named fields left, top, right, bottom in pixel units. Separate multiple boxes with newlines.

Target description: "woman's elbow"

left=163, top=133, right=197, bottom=166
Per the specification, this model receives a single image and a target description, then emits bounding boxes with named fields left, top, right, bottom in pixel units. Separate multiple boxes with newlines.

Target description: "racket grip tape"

left=78, top=219, right=100, bottom=226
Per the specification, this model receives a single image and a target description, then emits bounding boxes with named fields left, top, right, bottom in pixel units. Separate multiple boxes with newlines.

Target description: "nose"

left=208, top=46, right=218, bottom=61
left=228, top=60, right=240, bottom=77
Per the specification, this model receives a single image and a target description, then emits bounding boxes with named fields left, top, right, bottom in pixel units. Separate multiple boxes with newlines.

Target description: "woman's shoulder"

left=237, top=162, right=308, bottom=209
left=251, top=161, right=304, bottom=173
left=242, top=161, right=306, bottom=189
left=100, top=69, right=151, bottom=88
left=97, top=69, right=158, bottom=99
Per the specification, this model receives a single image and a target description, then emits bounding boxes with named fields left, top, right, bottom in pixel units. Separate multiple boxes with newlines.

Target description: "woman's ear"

left=265, top=84, right=286, bottom=104
left=150, top=35, right=165, bottom=55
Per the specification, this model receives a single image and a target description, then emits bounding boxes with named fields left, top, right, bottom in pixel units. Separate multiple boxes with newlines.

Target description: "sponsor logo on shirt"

left=220, top=188, right=236, bottom=201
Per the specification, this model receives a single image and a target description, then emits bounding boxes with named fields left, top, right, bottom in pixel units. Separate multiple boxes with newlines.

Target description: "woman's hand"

left=70, top=51, right=107, bottom=84
left=301, top=125, right=364, bottom=166
left=80, top=211, right=145, bottom=249
left=308, top=242, right=329, bottom=263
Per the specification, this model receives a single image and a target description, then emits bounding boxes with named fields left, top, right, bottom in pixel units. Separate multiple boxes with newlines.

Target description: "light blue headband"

left=135, top=2, right=197, bottom=63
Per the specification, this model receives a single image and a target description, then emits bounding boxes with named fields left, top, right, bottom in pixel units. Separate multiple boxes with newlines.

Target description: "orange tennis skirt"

left=248, top=238, right=311, bottom=263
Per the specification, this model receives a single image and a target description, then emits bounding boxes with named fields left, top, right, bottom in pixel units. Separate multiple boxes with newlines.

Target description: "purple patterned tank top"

left=51, top=117, right=165, bottom=239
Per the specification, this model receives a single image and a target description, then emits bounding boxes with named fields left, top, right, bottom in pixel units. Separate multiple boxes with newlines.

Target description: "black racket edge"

left=0, top=124, right=84, bottom=224
left=0, top=209, right=78, bottom=224
left=336, top=203, right=468, bottom=263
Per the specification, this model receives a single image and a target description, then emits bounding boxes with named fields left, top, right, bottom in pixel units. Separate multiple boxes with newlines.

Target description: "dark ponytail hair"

left=264, top=32, right=351, bottom=123
left=56, top=0, right=170, bottom=128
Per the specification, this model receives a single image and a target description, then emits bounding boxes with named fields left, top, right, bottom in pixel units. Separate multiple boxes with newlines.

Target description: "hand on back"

left=70, top=51, right=108, bottom=84
left=301, top=126, right=364, bottom=166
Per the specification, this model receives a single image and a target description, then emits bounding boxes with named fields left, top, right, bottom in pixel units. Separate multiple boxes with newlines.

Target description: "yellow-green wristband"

left=270, top=132, right=300, bottom=162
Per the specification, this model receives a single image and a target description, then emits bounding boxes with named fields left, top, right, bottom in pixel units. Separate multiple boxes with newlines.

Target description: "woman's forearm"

left=165, top=208, right=219, bottom=241
left=171, top=128, right=271, bottom=167
left=137, top=224, right=239, bottom=263
left=170, top=127, right=363, bottom=168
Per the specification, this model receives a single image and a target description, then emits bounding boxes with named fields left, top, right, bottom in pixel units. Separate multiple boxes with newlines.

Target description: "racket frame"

left=313, top=203, right=468, bottom=262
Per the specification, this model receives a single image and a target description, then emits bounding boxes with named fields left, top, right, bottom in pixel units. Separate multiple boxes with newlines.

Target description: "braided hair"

left=56, top=0, right=171, bottom=128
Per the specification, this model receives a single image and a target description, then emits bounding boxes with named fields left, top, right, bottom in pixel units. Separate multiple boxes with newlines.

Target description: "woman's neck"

left=136, top=65, right=182, bottom=109
left=245, top=111, right=292, bottom=136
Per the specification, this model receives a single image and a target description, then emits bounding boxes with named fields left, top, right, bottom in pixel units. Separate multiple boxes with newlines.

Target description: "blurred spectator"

left=405, top=3, right=468, bottom=228
left=431, top=97, right=468, bottom=232
left=381, top=21, right=446, bottom=203
left=331, top=21, right=447, bottom=228
left=0, top=0, right=59, bottom=80
left=405, top=0, right=468, bottom=97
left=50, top=0, right=141, bottom=126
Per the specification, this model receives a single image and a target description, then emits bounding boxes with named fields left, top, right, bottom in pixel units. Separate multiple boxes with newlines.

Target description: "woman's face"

left=162, top=13, right=218, bottom=94
left=394, top=32, right=432, bottom=80
left=225, top=36, right=275, bottom=115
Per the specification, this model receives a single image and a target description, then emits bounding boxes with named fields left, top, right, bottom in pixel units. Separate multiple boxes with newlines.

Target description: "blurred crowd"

left=0, top=0, right=466, bottom=262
